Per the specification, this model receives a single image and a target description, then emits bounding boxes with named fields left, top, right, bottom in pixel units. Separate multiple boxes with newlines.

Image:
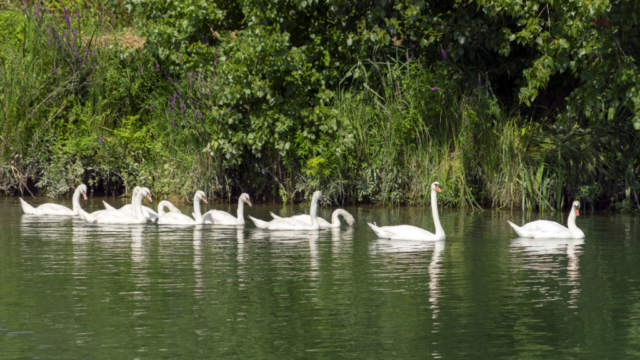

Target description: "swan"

left=102, top=187, right=159, bottom=221
left=202, top=193, right=252, bottom=225
left=368, top=182, right=445, bottom=241
left=249, top=191, right=322, bottom=230
left=157, top=200, right=182, bottom=216
left=20, top=184, right=88, bottom=216
left=79, top=187, right=152, bottom=224
left=157, top=191, right=207, bottom=225
left=269, top=209, right=355, bottom=228
left=507, top=200, right=584, bottom=239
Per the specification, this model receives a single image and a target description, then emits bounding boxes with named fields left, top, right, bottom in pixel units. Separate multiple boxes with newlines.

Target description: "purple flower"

left=63, top=6, right=71, bottom=31
left=478, top=77, right=481, bottom=85
left=178, top=52, right=182, bottom=62
left=213, top=54, right=217, bottom=66
left=92, top=50, right=95, bottom=57
left=104, top=39, right=108, bottom=47
left=183, top=119, right=188, bottom=125
left=76, top=9, right=80, bottom=28
left=440, top=48, right=447, bottom=60
left=406, top=55, right=410, bottom=62
left=197, top=110, right=202, bottom=122
left=151, top=105, right=155, bottom=110
left=98, top=135, right=105, bottom=143
left=180, top=102, right=184, bottom=114
left=170, top=95, right=176, bottom=108
left=417, top=61, right=421, bottom=67
left=431, top=87, right=439, bottom=91
left=84, top=47, right=90, bottom=56
left=139, top=66, right=143, bottom=73
left=53, top=13, right=59, bottom=25
left=172, top=119, right=177, bottom=128
left=156, top=63, right=160, bottom=72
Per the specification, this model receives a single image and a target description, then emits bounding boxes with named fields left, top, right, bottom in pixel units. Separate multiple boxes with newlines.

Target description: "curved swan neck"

left=331, top=209, right=342, bottom=225
left=236, top=199, right=245, bottom=224
left=157, top=201, right=170, bottom=217
left=431, top=189, right=444, bottom=238
left=133, top=191, right=144, bottom=221
left=72, top=186, right=82, bottom=213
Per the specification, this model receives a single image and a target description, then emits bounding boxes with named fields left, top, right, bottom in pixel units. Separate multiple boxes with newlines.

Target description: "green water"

left=1, top=197, right=639, bottom=359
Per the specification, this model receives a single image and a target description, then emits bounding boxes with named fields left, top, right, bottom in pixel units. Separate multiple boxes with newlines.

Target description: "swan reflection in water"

left=511, top=238, right=584, bottom=308
left=250, top=229, right=321, bottom=279
left=370, top=239, right=446, bottom=320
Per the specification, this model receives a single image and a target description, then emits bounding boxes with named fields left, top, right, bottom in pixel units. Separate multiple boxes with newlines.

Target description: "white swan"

left=157, top=191, right=207, bottom=225
left=157, top=200, right=182, bottom=216
left=102, top=187, right=159, bottom=221
left=269, top=209, right=355, bottom=229
left=368, top=182, right=445, bottom=241
left=79, top=187, right=152, bottom=224
left=202, top=193, right=252, bottom=225
left=20, top=184, right=88, bottom=216
left=249, top=191, right=322, bottom=230
left=507, top=200, right=584, bottom=239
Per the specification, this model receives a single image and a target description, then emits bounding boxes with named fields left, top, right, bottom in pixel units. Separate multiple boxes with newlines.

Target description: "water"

left=1, top=197, right=639, bottom=359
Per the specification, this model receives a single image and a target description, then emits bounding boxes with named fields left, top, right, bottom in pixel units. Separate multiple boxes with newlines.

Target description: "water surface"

left=1, top=197, right=639, bottom=359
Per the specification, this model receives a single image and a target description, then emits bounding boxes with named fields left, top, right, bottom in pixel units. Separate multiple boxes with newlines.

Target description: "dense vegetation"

left=1, top=0, right=639, bottom=211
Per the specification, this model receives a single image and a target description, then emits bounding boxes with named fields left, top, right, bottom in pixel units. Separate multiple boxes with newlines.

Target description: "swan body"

left=250, top=191, right=322, bottom=230
left=507, top=201, right=584, bottom=239
left=157, top=191, right=207, bottom=225
left=368, top=182, right=445, bottom=241
left=79, top=187, right=152, bottom=224
left=20, top=184, right=88, bottom=216
left=102, top=188, right=159, bottom=221
left=202, top=193, right=252, bottom=225
left=269, top=209, right=355, bottom=229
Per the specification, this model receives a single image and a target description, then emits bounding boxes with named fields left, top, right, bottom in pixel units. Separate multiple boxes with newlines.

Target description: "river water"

left=1, top=196, right=639, bottom=359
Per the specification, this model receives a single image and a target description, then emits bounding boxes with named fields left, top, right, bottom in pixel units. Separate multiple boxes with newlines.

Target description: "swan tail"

left=19, top=198, right=37, bottom=215
left=102, top=201, right=117, bottom=211
left=269, top=212, right=282, bottom=219
left=507, top=221, right=525, bottom=237
left=79, top=208, right=96, bottom=223
left=249, top=216, right=269, bottom=229
left=368, top=222, right=389, bottom=239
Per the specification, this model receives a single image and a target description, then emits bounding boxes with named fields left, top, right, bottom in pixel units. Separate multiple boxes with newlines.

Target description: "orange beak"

left=202, top=198, right=208, bottom=204
left=436, top=185, right=442, bottom=193
left=82, top=192, right=88, bottom=200
left=247, top=199, right=253, bottom=207
left=575, top=208, right=579, bottom=216
left=146, top=194, right=153, bottom=203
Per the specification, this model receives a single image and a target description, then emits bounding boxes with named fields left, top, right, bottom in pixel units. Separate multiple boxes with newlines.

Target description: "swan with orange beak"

left=508, top=200, right=584, bottom=239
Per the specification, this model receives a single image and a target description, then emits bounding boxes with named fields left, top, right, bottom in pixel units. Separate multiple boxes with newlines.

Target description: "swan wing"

left=509, top=220, right=571, bottom=238
left=91, top=210, right=145, bottom=224
left=368, top=223, right=437, bottom=241
left=103, top=201, right=117, bottom=211
left=157, top=212, right=195, bottom=225
left=203, top=210, right=238, bottom=225
left=34, top=203, right=75, bottom=216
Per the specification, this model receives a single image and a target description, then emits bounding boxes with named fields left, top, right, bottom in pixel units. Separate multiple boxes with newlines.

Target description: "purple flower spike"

left=431, top=87, right=439, bottom=91
left=418, top=61, right=421, bottom=67
left=92, top=50, right=95, bottom=57
left=180, top=102, right=185, bottom=114
left=151, top=105, right=155, bottom=110
left=172, top=119, right=177, bottom=128
left=76, top=9, right=80, bottom=28
left=104, top=39, right=108, bottom=47
left=98, top=135, right=105, bottom=143
left=139, top=66, right=143, bottom=73
left=178, top=52, right=182, bottom=62
left=478, top=77, right=481, bottom=85
left=213, top=54, right=217, bottom=66
left=183, top=119, right=188, bottom=125
left=63, top=6, right=71, bottom=31
left=197, top=110, right=202, bottom=122
left=441, top=48, right=447, bottom=60
left=406, top=55, right=410, bottom=62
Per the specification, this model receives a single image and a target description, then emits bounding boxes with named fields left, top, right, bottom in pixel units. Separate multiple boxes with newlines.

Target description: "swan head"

left=140, top=187, right=153, bottom=203
left=431, top=182, right=442, bottom=193
left=312, top=191, right=323, bottom=202
left=572, top=200, right=580, bottom=216
left=79, top=184, right=88, bottom=200
left=240, top=193, right=252, bottom=207
left=196, top=190, right=208, bottom=204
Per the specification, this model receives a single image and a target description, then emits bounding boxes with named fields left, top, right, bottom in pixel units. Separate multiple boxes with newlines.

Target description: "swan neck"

left=194, top=195, right=202, bottom=223
left=567, top=209, right=578, bottom=230
left=431, top=189, right=444, bottom=237
left=157, top=201, right=167, bottom=217
left=72, top=186, right=81, bottom=213
left=331, top=209, right=341, bottom=226
left=236, top=201, right=245, bottom=224
left=309, top=196, right=319, bottom=229
left=133, top=191, right=144, bottom=220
